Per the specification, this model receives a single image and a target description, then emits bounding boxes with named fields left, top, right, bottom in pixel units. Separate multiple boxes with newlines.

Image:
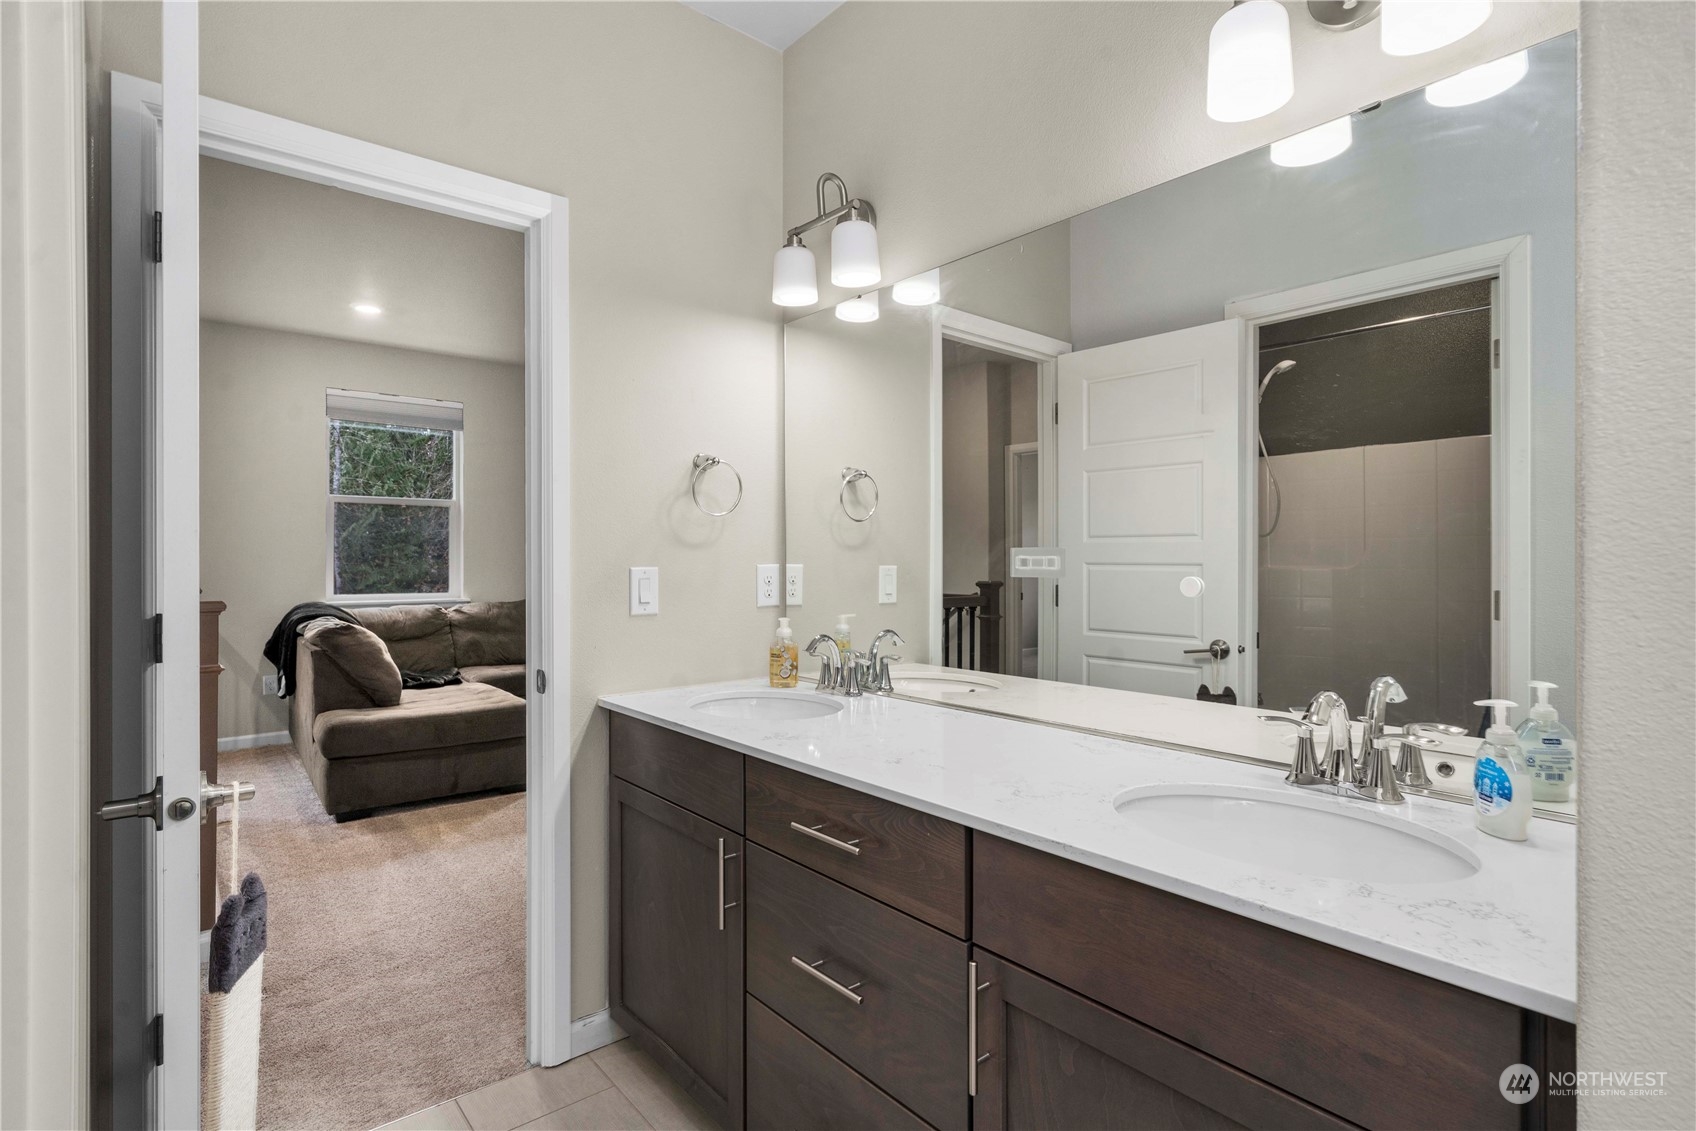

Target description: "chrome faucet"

left=1306, top=690, right=1355, bottom=787
left=805, top=634, right=846, bottom=694
left=866, top=629, right=904, bottom=694
left=1353, top=676, right=1408, bottom=803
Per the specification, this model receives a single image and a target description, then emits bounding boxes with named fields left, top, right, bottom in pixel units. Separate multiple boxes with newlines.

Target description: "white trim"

left=568, top=1009, right=626, bottom=1059
left=215, top=731, right=292, bottom=755
left=1002, top=442, right=1039, bottom=675
left=111, top=69, right=575, bottom=1093
left=1225, top=237, right=1533, bottom=711
left=929, top=307, right=1071, bottom=671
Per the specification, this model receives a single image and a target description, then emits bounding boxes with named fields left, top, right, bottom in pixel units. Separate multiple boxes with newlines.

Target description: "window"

left=326, top=389, right=464, bottom=601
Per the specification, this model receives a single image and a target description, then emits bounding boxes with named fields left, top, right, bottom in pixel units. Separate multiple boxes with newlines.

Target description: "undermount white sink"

left=891, top=670, right=1001, bottom=694
left=689, top=690, right=844, bottom=721
left=1113, top=784, right=1480, bottom=884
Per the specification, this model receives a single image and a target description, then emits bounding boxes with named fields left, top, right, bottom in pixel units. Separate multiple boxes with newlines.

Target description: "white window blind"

left=325, top=388, right=464, bottom=431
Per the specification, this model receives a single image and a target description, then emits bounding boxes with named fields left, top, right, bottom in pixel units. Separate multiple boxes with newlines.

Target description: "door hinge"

left=151, top=1014, right=164, bottom=1066
left=152, top=211, right=163, bottom=264
left=1053, top=403, right=1059, bottom=426
left=1053, top=585, right=1059, bottom=608
left=1492, top=338, right=1500, bottom=368
left=149, top=613, right=163, bottom=664
left=1493, top=590, right=1501, bottom=621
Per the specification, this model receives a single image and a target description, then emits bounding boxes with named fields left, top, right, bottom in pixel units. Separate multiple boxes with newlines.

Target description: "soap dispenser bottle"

left=1473, top=699, right=1532, bottom=841
left=769, top=617, right=799, bottom=689
left=833, top=613, right=855, bottom=656
left=1517, top=681, right=1576, bottom=802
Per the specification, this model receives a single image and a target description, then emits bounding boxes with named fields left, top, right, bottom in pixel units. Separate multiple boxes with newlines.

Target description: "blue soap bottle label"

left=1475, top=756, right=1513, bottom=816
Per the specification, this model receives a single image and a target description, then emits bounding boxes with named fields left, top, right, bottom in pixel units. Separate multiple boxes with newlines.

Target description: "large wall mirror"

left=785, top=33, right=1577, bottom=814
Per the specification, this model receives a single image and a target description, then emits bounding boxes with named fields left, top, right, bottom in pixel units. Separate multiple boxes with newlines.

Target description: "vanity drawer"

left=609, top=714, right=742, bottom=832
left=746, top=844, right=968, bottom=1130
left=974, top=834, right=1527, bottom=1131
left=743, top=756, right=968, bottom=936
left=746, top=996, right=932, bottom=1131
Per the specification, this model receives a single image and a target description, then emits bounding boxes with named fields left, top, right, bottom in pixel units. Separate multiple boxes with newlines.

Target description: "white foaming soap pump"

left=1473, top=699, right=1532, bottom=841
left=1517, top=681, right=1576, bottom=802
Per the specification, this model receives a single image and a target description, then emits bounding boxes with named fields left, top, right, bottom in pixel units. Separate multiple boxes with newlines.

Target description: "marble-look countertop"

left=599, top=679, right=1576, bottom=1021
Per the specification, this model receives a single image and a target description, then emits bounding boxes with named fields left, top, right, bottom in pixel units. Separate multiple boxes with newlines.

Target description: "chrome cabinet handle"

left=716, top=838, right=739, bottom=931
left=789, top=820, right=862, bottom=856
left=791, top=956, right=864, bottom=1005
left=968, top=960, right=992, bottom=1097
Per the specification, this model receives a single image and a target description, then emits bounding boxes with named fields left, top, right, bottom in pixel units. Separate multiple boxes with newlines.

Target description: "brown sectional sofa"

left=289, top=600, right=526, bottom=819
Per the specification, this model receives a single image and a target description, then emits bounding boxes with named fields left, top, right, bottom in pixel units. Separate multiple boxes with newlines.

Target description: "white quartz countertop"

left=599, top=679, right=1576, bottom=1021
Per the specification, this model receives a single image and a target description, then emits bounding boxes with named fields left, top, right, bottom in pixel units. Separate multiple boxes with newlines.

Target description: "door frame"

left=109, top=72, right=579, bottom=1089
left=1225, top=237, right=1533, bottom=712
left=929, top=307, right=1070, bottom=673
left=1002, top=443, right=1039, bottom=675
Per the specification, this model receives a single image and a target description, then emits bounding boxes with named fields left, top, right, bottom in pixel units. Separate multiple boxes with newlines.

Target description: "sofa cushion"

left=313, top=682, right=525, bottom=760
left=461, top=663, right=527, bottom=698
left=301, top=620, right=402, bottom=707
left=354, top=605, right=455, bottom=672
left=447, top=600, right=525, bottom=667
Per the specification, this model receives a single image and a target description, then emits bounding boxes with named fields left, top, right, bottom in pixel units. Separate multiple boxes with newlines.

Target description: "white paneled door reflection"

left=1056, top=319, right=1243, bottom=698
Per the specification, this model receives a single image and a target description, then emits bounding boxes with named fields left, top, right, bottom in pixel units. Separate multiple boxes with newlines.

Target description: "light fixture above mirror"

left=835, top=291, right=879, bottom=323
left=892, top=269, right=940, bottom=306
left=772, top=172, right=880, bottom=306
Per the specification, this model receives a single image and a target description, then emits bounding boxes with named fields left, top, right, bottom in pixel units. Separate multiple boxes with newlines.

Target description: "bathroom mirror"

left=784, top=34, right=1577, bottom=814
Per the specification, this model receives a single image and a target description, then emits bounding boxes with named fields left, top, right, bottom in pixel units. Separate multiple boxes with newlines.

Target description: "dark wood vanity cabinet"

left=608, top=718, right=745, bottom=1129
left=607, top=715, right=1575, bottom=1131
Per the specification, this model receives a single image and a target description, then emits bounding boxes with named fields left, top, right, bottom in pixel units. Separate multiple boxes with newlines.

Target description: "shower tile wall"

left=1259, top=435, right=1490, bottom=727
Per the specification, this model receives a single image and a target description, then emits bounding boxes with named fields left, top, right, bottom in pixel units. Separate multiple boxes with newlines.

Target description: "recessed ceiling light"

left=351, top=302, right=383, bottom=316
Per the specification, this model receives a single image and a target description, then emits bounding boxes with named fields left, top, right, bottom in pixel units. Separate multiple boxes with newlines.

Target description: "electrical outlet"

left=879, top=564, right=898, bottom=604
left=629, top=566, right=659, bottom=616
left=261, top=673, right=279, bottom=697
left=756, top=564, right=780, bottom=607
left=786, top=564, right=804, bottom=606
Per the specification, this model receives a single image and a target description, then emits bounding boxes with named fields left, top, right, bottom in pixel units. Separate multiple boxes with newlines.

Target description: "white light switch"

left=756, top=564, right=780, bottom=607
left=786, top=564, right=804, bottom=606
left=878, top=564, right=898, bottom=604
left=629, top=567, right=659, bottom=616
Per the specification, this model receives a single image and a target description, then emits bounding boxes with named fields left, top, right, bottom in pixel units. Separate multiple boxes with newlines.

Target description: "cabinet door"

left=972, top=950, right=1353, bottom=1131
left=610, top=779, right=744, bottom=1129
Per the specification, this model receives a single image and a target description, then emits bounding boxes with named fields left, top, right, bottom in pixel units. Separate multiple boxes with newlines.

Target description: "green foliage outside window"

left=329, top=421, right=455, bottom=595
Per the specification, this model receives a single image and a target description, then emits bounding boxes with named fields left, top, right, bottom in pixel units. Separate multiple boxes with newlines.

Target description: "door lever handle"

left=98, top=776, right=166, bottom=829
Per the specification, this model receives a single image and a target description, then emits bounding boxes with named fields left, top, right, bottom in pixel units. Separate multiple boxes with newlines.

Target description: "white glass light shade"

left=835, top=292, right=880, bottom=323
left=892, top=269, right=941, bottom=306
left=1424, top=50, right=1527, bottom=107
left=830, top=218, right=881, bottom=288
left=772, top=242, right=818, bottom=306
left=1206, top=0, right=1294, bottom=123
left=1270, top=115, right=1353, bottom=167
left=1381, top=1, right=1492, bottom=57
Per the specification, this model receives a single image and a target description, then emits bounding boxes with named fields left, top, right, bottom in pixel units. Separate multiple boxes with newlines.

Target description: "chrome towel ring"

left=840, top=467, right=878, bottom=522
left=691, top=454, right=743, bottom=517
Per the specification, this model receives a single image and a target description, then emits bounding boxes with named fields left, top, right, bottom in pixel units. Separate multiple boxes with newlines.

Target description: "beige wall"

left=200, top=321, right=526, bottom=741
left=90, top=0, right=783, bottom=1020
left=1575, top=3, right=1696, bottom=1127
left=784, top=301, right=934, bottom=660
left=783, top=0, right=1692, bottom=1121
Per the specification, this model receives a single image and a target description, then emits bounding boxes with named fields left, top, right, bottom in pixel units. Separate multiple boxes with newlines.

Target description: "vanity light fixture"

left=1206, top=0, right=1294, bottom=123
left=1380, top=0, right=1492, bottom=57
left=835, top=292, right=879, bottom=323
left=892, top=269, right=941, bottom=306
left=772, top=172, right=880, bottom=306
left=1424, top=48, right=1527, bottom=106
left=351, top=302, right=383, bottom=316
left=1270, top=114, right=1353, bottom=167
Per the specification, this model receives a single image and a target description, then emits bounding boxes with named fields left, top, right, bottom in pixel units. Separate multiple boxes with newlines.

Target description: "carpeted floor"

left=210, top=744, right=527, bottom=1130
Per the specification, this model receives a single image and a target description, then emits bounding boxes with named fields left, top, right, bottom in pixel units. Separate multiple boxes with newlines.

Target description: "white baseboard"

left=217, top=729, right=290, bottom=754
left=567, top=1009, right=624, bottom=1058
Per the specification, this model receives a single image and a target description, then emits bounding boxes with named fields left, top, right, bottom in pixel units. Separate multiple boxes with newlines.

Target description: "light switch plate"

left=261, top=673, right=279, bottom=697
left=629, top=566, right=659, bottom=616
left=878, top=564, right=897, bottom=604
left=756, top=564, right=780, bottom=607
left=1009, top=546, right=1065, bottom=578
left=786, top=564, right=804, bottom=606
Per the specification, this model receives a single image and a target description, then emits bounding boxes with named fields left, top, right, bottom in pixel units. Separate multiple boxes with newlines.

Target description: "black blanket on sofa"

left=262, top=602, right=359, bottom=698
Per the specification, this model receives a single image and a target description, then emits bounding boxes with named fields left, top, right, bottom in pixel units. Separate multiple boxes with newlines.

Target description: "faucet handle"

left=1259, top=715, right=1325, bottom=786
left=1390, top=723, right=1463, bottom=787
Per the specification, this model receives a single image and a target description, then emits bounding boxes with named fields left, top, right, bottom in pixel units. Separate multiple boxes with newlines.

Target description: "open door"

left=1055, top=319, right=1243, bottom=699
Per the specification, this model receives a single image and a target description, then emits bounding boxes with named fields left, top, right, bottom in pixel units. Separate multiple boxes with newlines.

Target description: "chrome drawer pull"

left=968, top=961, right=993, bottom=1096
left=791, top=956, right=864, bottom=1005
left=789, top=821, right=862, bottom=856
left=717, top=839, right=739, bottom=931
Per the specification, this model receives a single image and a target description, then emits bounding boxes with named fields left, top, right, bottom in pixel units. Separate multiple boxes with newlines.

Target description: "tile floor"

left=376, top=1039, right=722, bottom=1131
